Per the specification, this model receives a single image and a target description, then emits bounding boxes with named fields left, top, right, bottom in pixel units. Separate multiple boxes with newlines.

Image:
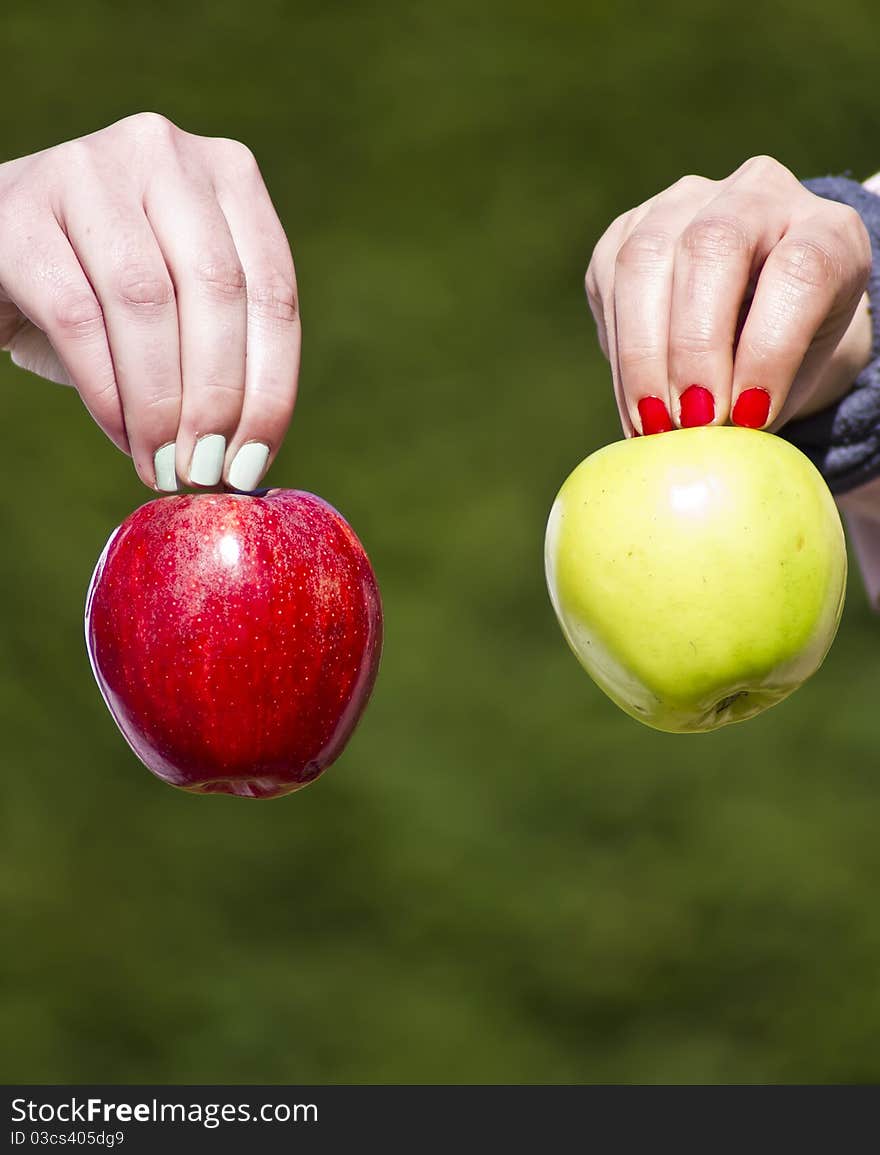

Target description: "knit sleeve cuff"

left=779, top=176, right=880, bottom=495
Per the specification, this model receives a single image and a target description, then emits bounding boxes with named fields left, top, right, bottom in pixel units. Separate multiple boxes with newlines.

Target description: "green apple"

left=544, top=426, right=847, bottom=733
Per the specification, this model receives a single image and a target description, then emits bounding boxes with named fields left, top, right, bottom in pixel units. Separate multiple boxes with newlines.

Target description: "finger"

left=586, top=209, right=634, bottom=433
left=145, top=171, right=248, bottom=488
left=732, top=211, right=871, bottom=428
left=60, top=187, right=181, bottom=487
left=668, top=193, right=789, bottom=426
left=585, top=208, right=644, bottom=361
left=211, top=141, right=301, bottom=491
left=613, top=224, right=676, bottom=433
left=613, top=189, right=710, bottom=433
left=611, top=176, right=718, bottom=434
left=1, top=222, right=129, bottom=454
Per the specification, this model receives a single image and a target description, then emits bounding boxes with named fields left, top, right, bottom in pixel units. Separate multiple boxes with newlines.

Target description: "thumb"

left=4, top=320, right=73, bottom=386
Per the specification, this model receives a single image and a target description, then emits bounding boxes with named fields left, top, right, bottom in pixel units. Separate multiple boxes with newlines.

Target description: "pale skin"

left=586, top=155, right=880, bottom=604
left=3, top=132, right=879, bottom=586
left=0, top=112, right=300, bottom=493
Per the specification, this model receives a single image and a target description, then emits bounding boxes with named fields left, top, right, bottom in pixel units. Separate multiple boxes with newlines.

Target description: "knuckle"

left=670, top=173, right=712, bottom=197
left=195, top=258, right=248, bottom=301
left=607, top=208, right=633, bottom=235
left=212, top=136, right=260, bottom=177
left=829, top=204, right=872, bottom=269
left=197, top=376, right=244, bottom=401
left=589, top=235, right=616, bottom=278
left=615, top=229, right=673, bottom=271
left=51, top=286, right=104, bottom=338
left=670, top=327, right=715, bottom=357
left=820, top=201, right=859, bottom=238
left=776, top=237, right=840, bottom=288
left=737, top=333, right=774, bottom=367
left=680, top=214, right=751, bottom=261
left=55, top=137, right=94, bottom=172
left=140, top=386, right=180, bottom=414
left=591, top=210, right=632, bottom=262
left=89, top=375, right=121, bottom=405
left=738, top=154, right=793, bottom=185
left=618, top=343, right=663, bottom=372
left=126, top=111, right=178, bottom=143
left=50, top=139, right=106, bottom=188
left=595, top=209, right=633, bottom=252
left=116, top=265, right=176, bottom=312
left=248, top=275, right=299, bottom=325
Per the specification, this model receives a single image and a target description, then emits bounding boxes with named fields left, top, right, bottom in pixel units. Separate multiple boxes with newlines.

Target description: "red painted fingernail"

left=637, top=396, right=674, bottom=435
left=679, top=384, right=715, bottom=428
left=732, top=387, right=771, bottom=428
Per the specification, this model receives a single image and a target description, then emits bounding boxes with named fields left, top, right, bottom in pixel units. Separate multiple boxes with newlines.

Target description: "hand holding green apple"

left=545, top=427, right=847, bottom=732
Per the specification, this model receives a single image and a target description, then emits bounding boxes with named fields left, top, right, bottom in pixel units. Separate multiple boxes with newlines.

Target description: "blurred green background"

left=2, top=0, right=880, bottom=1084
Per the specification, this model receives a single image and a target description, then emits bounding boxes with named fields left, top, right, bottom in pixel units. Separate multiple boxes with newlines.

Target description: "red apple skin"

left=85, top=490, right=383, bottom=798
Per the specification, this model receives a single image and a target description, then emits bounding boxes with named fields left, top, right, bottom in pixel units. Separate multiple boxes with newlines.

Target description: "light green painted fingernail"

left=189, top=434, right=226, bottom=486
left=153, top=443, right=178, bottom=492
left=227, top=442, right=270, bottom=492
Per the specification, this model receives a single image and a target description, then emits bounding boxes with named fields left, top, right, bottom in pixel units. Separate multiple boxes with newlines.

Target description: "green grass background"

left=3, top=0, right=880, bottom=1083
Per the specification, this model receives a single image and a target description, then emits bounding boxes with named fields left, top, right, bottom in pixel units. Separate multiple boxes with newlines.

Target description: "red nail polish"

left=732, top=388, right=771, bottom=428
left=638, top=396, right=674, bottom=435
left=679, top=384, right=715, bottom=428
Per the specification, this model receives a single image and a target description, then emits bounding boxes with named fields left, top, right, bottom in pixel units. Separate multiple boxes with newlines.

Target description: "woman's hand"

left=585, top=155, right=872, bottom=437
left=0, top=112, right=300, bottom=492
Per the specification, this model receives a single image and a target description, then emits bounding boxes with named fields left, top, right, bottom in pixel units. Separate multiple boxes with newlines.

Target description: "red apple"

left=85, top=490, right=383, bottom=798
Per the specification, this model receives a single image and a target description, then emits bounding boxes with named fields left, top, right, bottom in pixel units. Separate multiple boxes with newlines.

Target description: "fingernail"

left=227, top=442, right=270, bottom=492
left=189, top=434, right=226, bottom=486
left=732, top=388, right=771, bottom=428
left=679, top=384, right=715, bottom=428
left=153, top=443, right=178, bottom=492
left=638, top=396, right=674, bottom=435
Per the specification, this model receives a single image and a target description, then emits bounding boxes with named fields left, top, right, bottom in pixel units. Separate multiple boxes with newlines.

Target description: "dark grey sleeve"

left=779, top=176, right=880, bottom=495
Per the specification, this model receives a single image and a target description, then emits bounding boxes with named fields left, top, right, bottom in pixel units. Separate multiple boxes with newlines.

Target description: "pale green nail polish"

left=227, top=442, right=270, bottom=492
left=153, top=443, right=178, bottom=492
left=189, top=434, right=226, bottom=486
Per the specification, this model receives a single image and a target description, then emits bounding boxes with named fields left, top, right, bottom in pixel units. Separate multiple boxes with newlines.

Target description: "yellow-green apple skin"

left=544, top=427, right=847, bottom=733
